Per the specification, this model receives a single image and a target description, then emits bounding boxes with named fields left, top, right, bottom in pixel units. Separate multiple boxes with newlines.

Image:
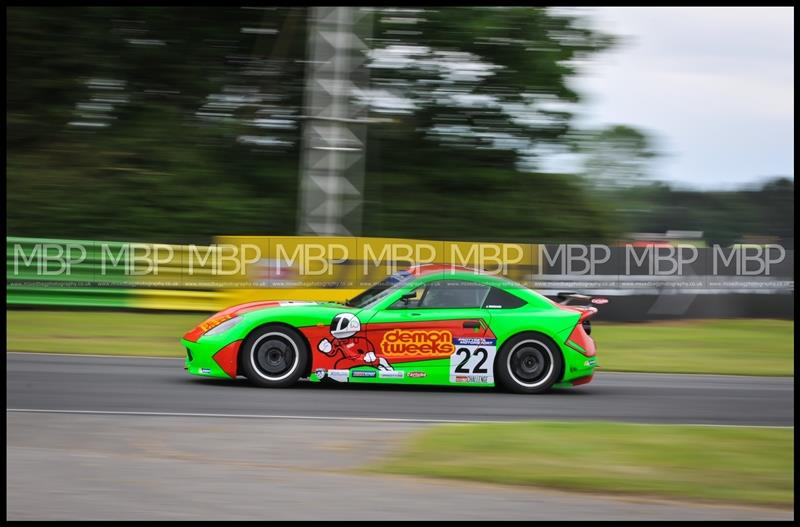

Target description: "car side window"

left=417, top=280, right=491, bottom=309
left=482, top=287, right=527, bottom=309
left=387, top=285, right=425, bottom=309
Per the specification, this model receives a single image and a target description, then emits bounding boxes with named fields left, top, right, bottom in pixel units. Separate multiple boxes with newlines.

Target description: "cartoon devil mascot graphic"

left=318, top=313, right=393, bottom=371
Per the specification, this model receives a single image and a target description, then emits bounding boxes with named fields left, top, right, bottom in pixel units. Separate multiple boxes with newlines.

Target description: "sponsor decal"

left=454, top=374, right=490, bottom=384
left=328, top=369, right=350, bottom=382
left=379, top=370, right=405, bottom=379
left=591, top=297, right=609, bottom=305
left=449, top=338, right=496, bottom=384
left=407, top=371, right=427, bottom=379
left=584, top=359, right=598, bottom=368
left=315, top=368, right=327, bottom=379
left=453, top=337, right=496, bottom=346
left=200, top=368, right=211, bottom=374
left=197, top=314, right=235, bottom=334
left=380, top=329, right=454, bottom=357
left=351, top=370, right=377, bottom=378
left=331, top=313, right=361, bottom=338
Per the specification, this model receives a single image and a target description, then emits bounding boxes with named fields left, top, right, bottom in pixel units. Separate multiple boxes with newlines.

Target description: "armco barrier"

left=133, top=289, right=221, bottom=312
left=7, top=286, right=135, bottom=308
left=212, top=235, right=539, bottom=307
left=6, top=235, right=540, bottom=311
left=6, top=236, right=793, bottom=320
left=8, top=237, right=135, bottom=309
left=7, top=237, right=222, bottom=311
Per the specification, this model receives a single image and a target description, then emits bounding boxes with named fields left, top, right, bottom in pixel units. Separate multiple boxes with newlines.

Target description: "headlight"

left=203, top=316, right=243, bottom=336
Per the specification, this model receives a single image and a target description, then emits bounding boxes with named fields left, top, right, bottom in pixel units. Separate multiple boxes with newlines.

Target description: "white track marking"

left=5, top=409, right=794, bottom=428
left=7, top=351, right=182, bottom=360
left=6, top=352, right=794, bottom=380
left=596, top=370, right=795, bottom=380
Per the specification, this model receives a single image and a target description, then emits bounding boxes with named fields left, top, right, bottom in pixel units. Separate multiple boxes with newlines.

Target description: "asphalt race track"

left=7, top=353, right=794, bottom=426
left=7, top=352, right=794, bottom=520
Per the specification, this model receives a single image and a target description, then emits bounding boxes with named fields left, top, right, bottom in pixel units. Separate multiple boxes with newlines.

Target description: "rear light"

left=566, top=308, right=597, bottom=357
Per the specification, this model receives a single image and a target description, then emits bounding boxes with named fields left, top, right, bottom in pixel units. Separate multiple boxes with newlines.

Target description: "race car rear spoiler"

left=554, top=292, right=608, bottom=306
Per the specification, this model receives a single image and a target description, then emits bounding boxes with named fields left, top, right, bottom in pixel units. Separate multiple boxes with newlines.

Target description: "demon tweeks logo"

left=380, top=329, right=454, bottom=358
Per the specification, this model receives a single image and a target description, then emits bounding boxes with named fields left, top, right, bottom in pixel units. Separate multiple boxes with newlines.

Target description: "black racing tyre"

left=495, top=332, right=563, bottom=394
left=240, top=325, right=309, bottom=388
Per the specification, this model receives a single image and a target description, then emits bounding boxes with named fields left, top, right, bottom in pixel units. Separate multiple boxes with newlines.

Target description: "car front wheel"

left=240, top=325, right=309, bottom=388
left=495, top=333, right=563, bottom=394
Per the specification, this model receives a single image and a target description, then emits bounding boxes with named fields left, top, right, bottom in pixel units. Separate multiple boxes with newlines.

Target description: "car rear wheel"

left=495, top=333, right=563, bottom=394
left=240, top=325, right=309, bottom=388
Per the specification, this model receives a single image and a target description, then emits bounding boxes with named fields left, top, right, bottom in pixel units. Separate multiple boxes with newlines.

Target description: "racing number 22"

left=454, top=347, right=488, bottom=374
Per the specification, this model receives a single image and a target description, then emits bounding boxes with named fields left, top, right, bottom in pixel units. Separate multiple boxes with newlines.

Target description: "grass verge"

left=593, top=319, right=793, bottom=376
left=5, top=310, right=794, bottom=376
left=6, top=310, right=207, bottom=357
left=366, top=421, right=794, bottom=507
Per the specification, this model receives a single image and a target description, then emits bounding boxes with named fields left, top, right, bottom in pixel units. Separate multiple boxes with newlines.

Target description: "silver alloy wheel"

left=506, top=339, right=554, bottom=388
left=249, top=332, right=300, bottom=381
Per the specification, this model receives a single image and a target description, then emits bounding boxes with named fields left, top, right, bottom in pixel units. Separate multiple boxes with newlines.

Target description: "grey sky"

left=560, top=6, right=794, bottom=190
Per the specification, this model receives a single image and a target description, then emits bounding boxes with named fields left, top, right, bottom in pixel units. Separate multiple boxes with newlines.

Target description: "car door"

left=364, top=279, right=496, bottom=385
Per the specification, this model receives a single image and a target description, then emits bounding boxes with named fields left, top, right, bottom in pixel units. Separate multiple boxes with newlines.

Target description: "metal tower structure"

left=296, top=7, right=372, bottom=236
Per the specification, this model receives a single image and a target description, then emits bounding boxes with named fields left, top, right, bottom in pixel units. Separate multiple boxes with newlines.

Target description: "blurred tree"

left=361, top=7, right=620, bottom=241
left=8, top=6, right=623, bottom=243
left=575, top=125, right=658, bottom=189
left=7, top=7, right=309, bottom=242
left=364, top=7, right=616, bottom=170
left=613, top=177, right=794, bottom=246
left=6, top=7, right=791, bottom=246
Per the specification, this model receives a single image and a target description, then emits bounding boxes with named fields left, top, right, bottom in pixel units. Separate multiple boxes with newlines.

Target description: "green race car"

left=181, top=265, right=599, bottom=393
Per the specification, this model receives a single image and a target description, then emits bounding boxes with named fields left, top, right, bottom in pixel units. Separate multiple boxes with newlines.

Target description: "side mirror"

left=400, top=292, right=417, bottom=306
